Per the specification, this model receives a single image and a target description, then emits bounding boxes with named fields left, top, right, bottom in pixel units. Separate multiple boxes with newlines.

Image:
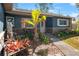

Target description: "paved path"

left=52, top=37, right=79, bottom=56
left=46, top=34, right=79, bottom=56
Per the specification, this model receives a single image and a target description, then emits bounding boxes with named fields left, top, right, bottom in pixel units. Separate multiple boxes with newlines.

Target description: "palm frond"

left=32, top=10, right=41, bottom=24
left=24, top=20, right=35, bottom=26
left=41, top=16, right=46, bottom=21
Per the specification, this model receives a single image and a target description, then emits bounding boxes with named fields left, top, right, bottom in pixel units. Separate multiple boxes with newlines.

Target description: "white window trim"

left=57, top=19, right=69, bottom=26
left=6, top=16, right=14, bottom=27
left=6, top=16, right=14, bottom=21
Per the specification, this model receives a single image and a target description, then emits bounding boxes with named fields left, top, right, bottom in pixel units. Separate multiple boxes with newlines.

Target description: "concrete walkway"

left=46, top=34, right=79, bottom=56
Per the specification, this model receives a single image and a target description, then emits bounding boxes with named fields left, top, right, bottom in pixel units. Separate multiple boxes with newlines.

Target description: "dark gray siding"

left=45, top=17, right=71, bottom=28
left=52, top=17, right=71, bottom=33
left=5, top=13, right=72, bottom=34
left=0, top=4, right=4, bottom=33
left=45, top=17, right=53, bottom=33
left=45, top=17, right=53, bottom=28
left=45, top=16, right=71, bottom=33
left=13, top=15, right=22, bottom=29
left=5, top=13, right=32, bottom=29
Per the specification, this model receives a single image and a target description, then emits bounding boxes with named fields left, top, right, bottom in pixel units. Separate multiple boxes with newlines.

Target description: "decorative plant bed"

left=6, top=47, right=29, bottom=56
left=4, top=39, right=31, bottom=56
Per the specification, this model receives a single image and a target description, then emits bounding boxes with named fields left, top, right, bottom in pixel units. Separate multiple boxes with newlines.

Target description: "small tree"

left=22, top=9, right=46, bottom=41
left=22, top=10, right=46, bottom=54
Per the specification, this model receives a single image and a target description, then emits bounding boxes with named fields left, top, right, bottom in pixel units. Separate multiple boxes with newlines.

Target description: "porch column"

left=40, top=21, right=45, bottom=33
left=43, top=21, right=45, bottom=33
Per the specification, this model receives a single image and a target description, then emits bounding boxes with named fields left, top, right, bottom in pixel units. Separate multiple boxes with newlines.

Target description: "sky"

left=14, top=3, right=79, bottom=17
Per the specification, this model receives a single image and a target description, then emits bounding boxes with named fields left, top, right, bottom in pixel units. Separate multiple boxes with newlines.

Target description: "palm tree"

left=23, top=9, right=46, bottom=40
left=22, top=10, right=46, bottom=54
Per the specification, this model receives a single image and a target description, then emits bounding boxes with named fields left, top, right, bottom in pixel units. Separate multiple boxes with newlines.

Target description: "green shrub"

left=26, top=32, right=34, bottom=40
left=15, top=34, right=26, bottom=40
left=15, top=29, right=33, bottom=40
left=43, top=35, right=49, bottom=44
left=58, top=31, right=69, bottom=37
left=57, top=31, right=79, bottom=38
left=38, top=32, right=49, bottom=44
left=16, top=35, right=21, bottom=40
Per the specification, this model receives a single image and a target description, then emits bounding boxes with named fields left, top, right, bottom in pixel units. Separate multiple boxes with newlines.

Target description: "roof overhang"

left=5, top=10, right=72, bottom=19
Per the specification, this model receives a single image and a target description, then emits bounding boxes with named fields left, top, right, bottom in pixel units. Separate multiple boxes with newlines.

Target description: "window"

left=6, top=16, right=14, bottom=27
left=57, top=19, right=69, bottom=26
left=21, top=18, right=33, bottom=29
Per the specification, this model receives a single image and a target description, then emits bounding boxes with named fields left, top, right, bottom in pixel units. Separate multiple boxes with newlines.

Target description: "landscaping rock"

left=34, top=43, right=64, bottom=56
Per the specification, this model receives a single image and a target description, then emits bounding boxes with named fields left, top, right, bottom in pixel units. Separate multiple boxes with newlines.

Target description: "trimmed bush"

left=38, top=32, right=49, bottom=44
left=15, top=29, right=34, bottom=40
left=57, top=31, right=79, bottom=39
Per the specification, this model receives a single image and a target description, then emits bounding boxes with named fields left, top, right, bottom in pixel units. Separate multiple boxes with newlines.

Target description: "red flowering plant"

left=5, top=39, right=31, bottom=53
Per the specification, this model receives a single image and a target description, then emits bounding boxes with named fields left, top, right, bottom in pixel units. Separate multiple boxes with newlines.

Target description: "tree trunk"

left=32, top=25, right=39, bottom=55
left=34, top=25, right=39, bottom=41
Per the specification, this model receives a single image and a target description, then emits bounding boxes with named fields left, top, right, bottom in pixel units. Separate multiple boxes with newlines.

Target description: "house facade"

left=3, top=3, right=72, bottom=34
left=46, top=16, right=72, bottom=34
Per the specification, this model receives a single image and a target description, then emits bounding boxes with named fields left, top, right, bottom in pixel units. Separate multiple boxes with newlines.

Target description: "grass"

left=63, top=36, right=79, bottom=50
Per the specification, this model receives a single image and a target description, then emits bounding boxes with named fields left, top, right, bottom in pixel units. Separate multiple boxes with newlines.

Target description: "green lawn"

left=63, top=36, right=79, bottom=50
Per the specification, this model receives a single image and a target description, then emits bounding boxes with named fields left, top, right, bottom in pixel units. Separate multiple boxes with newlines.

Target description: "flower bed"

left=5, top=39, right=31, bottom=56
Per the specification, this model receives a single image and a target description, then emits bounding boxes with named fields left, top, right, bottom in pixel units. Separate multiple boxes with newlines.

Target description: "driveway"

left=46, top=34, right=79, bottom=56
